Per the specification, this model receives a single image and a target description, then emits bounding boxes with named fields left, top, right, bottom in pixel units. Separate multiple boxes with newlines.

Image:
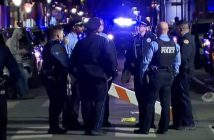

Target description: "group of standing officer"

left=41, top=17, right=117, bottom=135
left=0, top=17, right=196, bottom=139
left=122, top=20, right=196, bottom=135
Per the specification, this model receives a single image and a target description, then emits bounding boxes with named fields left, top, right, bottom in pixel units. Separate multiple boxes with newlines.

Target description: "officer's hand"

left=69, top=74, right=77, bottom=85
left=112, top=69, right=118, bottom=80
left=140, top=73, right=144, bottom=85
left=64, top=38, right=69, bottom=45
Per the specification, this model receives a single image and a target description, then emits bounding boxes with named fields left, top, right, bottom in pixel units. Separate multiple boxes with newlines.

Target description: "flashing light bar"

left=113, top=17, right=136, bottom=27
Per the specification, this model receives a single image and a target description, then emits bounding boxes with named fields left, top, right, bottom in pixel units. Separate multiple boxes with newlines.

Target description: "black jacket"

left=178, top=32, right=196, bottom=74
left=124, top=32, right=156, bottom=75
left=70, top=33, right=117, bottom=80
left=41, top=40, right=68, bottom=82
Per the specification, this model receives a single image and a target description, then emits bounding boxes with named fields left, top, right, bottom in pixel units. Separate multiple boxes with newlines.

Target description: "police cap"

left=136, top=19, right=149, bottom=27
left=84, top=17, right=101, bottom=31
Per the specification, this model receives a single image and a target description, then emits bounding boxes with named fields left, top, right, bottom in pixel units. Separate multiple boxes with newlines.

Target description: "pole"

left=188, top=0, right=191, bottom=21
left=181, top=0, right=183, bottom=20
left=17, top=6, right=20, bottom=27
left=160, top=0, right=166, bottom=21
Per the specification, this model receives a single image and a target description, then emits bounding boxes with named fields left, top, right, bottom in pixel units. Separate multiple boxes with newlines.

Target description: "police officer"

left=97, top=18, right=118, bottom=127
left=134, top=22, right=181, bottom=134
left=0, top=44, right=19, bottom=140
left=122, top=20, right=156, bottom=129
left=41, top=26, right=69, bottom=134
left=70, top=17, right=117, bottom=135
left=62, top=21, right=84, bottom=130
left=171, top=21, right=196, bottom=130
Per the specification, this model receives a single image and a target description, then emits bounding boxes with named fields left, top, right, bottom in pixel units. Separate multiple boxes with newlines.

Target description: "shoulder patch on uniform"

left=183, top=39, right=189, bottom=44
left=146, top=38, right=151, bottom=43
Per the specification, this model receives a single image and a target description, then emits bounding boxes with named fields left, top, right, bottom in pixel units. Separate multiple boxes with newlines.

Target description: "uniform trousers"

left=43, top=77, right=67, bottom=129
left=141, top=70, right=173, bottom=132
left=171, top=72, right=194, bottom=127
left=79, top=76, right=108, bottom=132
left=63, top=80, right=81, bottom=128
left=103, top=79, right=112, bottom=124
left=134, top=73, right=155, bottom=127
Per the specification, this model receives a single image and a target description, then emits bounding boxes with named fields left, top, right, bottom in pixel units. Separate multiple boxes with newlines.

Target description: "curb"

left=191, top=76, right=214, bottom=92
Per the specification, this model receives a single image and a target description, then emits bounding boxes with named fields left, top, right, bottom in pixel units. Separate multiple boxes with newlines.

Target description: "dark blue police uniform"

left=0, top=45, right=19, bottom=140
left=135, top=34, right=180, bottom=134
left=41, top=40, right=69, bottom=134
left=70, top=17, right=117, bottom=135
left=123, top=31, right=156, bottom=128
left=171, top=32, right=196, bottom=129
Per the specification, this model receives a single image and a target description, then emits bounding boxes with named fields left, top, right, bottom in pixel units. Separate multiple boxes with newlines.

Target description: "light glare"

left=113, top=17, right=136, bottom=27
left=12, top=0, right=22, bottom=6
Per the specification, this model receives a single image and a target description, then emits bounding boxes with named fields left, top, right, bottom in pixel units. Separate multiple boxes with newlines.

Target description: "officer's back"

left=71, top=30, right=115, bottom=80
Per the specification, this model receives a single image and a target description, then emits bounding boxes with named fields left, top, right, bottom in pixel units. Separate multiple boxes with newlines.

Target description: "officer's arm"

left=172, top=44, right=181, bottom=76
left=51, top=44, right=70, bottom=69
left=102, top=38, right=118, bottom=79
left=180, top=40, right=192, bottom=66
left=108, top=40, right=118, bottom=67
left=140, top=41, right=158, bottom=76
left=124, top=38, right=135, bottom=70
left=68, top=41, right=81, bottom=75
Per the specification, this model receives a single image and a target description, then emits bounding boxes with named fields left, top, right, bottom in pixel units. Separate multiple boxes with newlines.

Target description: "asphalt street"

left=6, top=56, right=214, bottom=140
left=6, top=85, right=214, bottom=140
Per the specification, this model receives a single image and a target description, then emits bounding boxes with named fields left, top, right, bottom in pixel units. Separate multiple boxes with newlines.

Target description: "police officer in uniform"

left=171, top=21, right=196, bottom=130
left=122, top=20, right=156, bottom=129
left=70, top=17, right=117, bottom=135
left=134, top=22, right=181, bottom=134
left=97, top=18, right=118, bottom=127
left=62, top=21, right=84, bottom=130
left=0, top=44, right=19, bottom=140
left=41, top=26, right=69, bottom=134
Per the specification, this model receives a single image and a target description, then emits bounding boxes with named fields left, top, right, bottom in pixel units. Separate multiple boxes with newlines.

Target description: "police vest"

left=41, top=40, right=67, bottom=77
left=151, top=38, right=176, bottom=68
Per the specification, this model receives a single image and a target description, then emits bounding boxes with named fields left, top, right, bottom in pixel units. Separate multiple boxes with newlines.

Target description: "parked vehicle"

left=1, top=27, right=47, bottom=98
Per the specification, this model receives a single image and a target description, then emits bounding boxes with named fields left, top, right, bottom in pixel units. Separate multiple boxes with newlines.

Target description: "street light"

left=47, top=0, right=52, bottom=4
left=71, top=8, right=77, bottom=14
left=77, top=11, right=84, bottom=16
left=12, top=0, right=22, bottom=27
left=46, top=0, right=52, bottom=26
left=12, top=0, right=22, bottom=7
left=24, top=3, right=33, bottom=13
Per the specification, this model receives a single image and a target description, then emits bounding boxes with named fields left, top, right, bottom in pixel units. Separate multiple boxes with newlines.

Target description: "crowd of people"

left=0, top=16, right=198, bottom=139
